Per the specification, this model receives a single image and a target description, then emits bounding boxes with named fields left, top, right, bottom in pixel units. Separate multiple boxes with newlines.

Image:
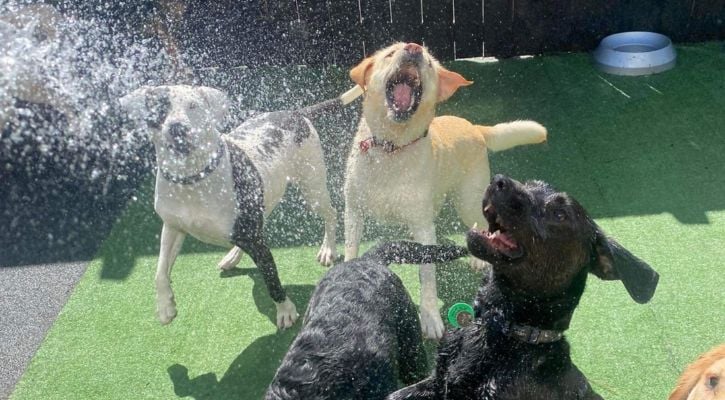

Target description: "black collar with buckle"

left=160, top=140, right=226, bottom=185
left=358, top=130, right=428, bottom=154
left=472, top=313, right=566, bottom=345
left=501, top=321, right=565, bottom=344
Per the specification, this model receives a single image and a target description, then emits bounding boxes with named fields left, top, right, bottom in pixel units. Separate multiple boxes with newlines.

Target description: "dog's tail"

left=477, top=120, right=547, bottom=152
left=364, top=241, right=469, bottom=266
left=295, top=85, right=364, bottom=119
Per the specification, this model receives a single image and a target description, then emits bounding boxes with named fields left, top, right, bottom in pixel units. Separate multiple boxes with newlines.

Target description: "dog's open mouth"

left=471, top=203, right=524, bottom=260
left=385, top=64, right=422, bottom=121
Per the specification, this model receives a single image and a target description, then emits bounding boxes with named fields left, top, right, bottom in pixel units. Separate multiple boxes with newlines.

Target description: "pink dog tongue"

left=392, top=83, right=412, bottom=110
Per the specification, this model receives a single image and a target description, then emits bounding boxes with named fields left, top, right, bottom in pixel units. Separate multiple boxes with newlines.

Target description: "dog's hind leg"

left=218, top=246, right=243, bottom=270
left=156, top=224, right=186, bottom=325
left=296, top=136, right=338, bottom=266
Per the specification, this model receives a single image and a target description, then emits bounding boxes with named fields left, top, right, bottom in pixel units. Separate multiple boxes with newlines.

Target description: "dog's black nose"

left=166, top=123, right=192, bottom=154
left=168, top=122, right=190, bottom=140
left=492, top=174, right=511, bottom=191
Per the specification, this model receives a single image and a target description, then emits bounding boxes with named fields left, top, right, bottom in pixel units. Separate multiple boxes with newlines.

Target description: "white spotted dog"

left=120, top=84, right=362, bottom=329
left=343, top=43, right=547, bottom=339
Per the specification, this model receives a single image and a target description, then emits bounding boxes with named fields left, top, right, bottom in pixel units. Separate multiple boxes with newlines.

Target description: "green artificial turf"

left=12, top=42, right=725, bottom=399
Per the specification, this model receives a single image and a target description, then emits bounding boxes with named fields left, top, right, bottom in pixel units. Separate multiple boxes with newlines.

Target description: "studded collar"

left=159, top=140, right=226, bottom=185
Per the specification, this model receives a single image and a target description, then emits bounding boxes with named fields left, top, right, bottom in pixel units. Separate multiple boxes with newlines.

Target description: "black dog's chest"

left=445, top=362, right=574, bottom=400
left=439, top=327, right=577, bottom=400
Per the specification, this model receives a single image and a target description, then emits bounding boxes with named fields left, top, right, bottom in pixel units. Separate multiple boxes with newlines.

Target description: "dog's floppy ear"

left=350, top=56, right=375, bottom=89
left=437, top=67, right=473, bottom=102
left=590, top=229, right=659, bottom=304
left=119, top=86, right=152, bottom=122
left=196, top=86, right=230, bottom=125
left=119, top=85, right=170, bottom=128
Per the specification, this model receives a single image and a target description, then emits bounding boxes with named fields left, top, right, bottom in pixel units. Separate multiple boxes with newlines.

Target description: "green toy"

left=447, top=302, right=474, bottom=328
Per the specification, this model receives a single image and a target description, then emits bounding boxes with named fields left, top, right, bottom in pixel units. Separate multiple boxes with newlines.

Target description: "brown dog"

left=343, top=42, right=547, bottom=338
left=670, top=344, right=725, bottom=400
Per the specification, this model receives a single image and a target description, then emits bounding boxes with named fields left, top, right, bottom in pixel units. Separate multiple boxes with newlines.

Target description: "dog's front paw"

left=316, top=244, right=337, bottom=267
left=218, top=247, right=243, bottom=270
left=156, top=298, right=178, bottom=325
left=419, top=305, right=445, bottom=340
left=275, top=297, right=299, bottom=329
left=469, top=256, right=491, bottom=273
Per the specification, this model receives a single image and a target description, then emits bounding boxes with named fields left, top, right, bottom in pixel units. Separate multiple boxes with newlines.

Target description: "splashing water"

left=0, top=2, right=175, bottom=264
left=0, top=2, right=366, bottom=264
left=2, top=2, right=175, bottom=180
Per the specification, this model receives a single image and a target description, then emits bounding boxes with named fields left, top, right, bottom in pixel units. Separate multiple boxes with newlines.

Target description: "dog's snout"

left=404, top=43, right=423, bottom=55
left=402, top=42, right=423, bottom=62
left=168, top=122, right=190, bottom=139
left=492, top=174, right=511, bottom=191
left=166, top=122, right=193, bottom=155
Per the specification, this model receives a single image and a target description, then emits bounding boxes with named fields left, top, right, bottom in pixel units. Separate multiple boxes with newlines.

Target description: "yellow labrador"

left=343, top=42, right=547, bottom=339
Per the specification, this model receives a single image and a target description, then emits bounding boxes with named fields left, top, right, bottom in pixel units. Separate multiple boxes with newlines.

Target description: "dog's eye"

left=188, top=102, right=199, bottom=110
left=554, top=210, right=567, bottom=222
left=707, top=375, right=719, bottom=389
left=386, top=50, right=395, bottom=58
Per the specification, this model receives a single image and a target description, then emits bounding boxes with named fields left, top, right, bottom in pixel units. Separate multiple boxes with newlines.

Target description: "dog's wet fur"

left=265, top=241, right=469, bottom=400
left=389, top=175, right=659, bottom=400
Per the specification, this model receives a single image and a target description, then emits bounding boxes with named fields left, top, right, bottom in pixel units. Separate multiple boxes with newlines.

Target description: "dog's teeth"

left=484, top=204, right=492, bottom=213
left=406, top=95, right=415, bottom=111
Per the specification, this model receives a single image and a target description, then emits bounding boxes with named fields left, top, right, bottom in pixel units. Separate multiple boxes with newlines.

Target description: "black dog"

left=389, top=175, right=659, bottom=399
left=265, top=241, right=469, bottom=400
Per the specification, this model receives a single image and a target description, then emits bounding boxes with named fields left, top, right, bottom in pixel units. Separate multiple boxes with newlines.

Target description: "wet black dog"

left=265, top=241, right=468, bottom=400
left=389, top=175, right=660, bottom=399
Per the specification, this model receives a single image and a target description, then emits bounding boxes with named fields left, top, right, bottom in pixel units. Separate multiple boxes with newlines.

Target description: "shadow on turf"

left=168, top=329, right=300, bottom=400
left=166, top=259, right=481, bottom=399
left=218, top=267, right=317, bottom=325
left=167, top=266, right=315, bottom=399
